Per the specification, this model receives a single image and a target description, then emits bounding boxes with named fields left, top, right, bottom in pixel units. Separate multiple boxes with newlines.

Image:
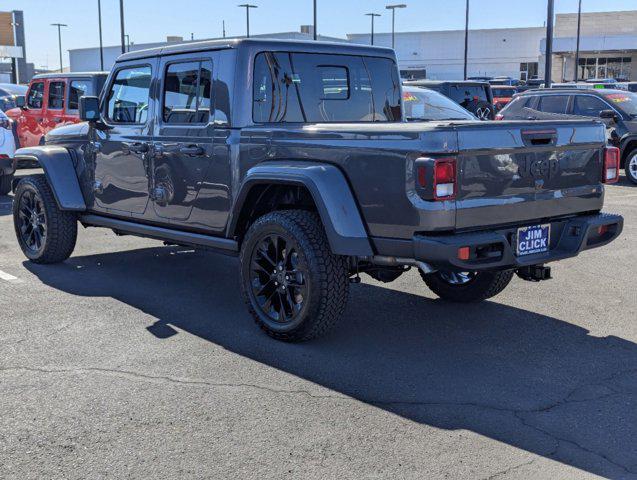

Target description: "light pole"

left=238, top=4, right=258, bottom=38
left=385, top=4, right=406, bottom=49
left=365, top=13, right=381, bottom=46
left=463, top=0, right=469, bottom=80
left=119, top=0, right=126, bottom=54
left=574, top=0, right=582, bottom=82
left=313, top=0, right=317, bottom=40
left=96, top=0, right=104, bottom=70
left=544, top=0, right=555, bottom=88
left=51, top=23, right=68, bottom=73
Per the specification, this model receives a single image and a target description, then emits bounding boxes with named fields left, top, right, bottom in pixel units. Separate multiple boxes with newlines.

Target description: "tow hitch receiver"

left=516, top=265, right=552, bottom=282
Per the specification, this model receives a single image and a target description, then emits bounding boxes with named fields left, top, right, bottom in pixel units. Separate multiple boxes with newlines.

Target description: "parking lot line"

left=0, top=269, right=19, bottom=282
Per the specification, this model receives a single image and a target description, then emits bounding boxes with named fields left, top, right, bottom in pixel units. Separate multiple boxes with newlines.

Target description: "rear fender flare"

left=229, top=162, right=373, bottom=256
left=13, top=146, right=86, bottom=211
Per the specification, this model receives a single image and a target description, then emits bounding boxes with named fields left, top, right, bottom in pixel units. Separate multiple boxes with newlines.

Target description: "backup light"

left=603, top=147, right=620, bottom=184
left=434, top=158, right=457, bottom=200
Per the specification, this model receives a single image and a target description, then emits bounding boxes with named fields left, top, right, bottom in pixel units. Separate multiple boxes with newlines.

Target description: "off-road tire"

left=13, top=175, right=77, bottom=264
left=625, top=149, right=637, bottom=185
left=421, top=269, right=514, bottom=302
left=0, top=172, right=11, bottom=195
left=240, top=210, right=349, bottom=342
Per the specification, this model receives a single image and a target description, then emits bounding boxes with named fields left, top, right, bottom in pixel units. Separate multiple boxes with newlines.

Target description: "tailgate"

left=455, top=120, right=606, bottom=230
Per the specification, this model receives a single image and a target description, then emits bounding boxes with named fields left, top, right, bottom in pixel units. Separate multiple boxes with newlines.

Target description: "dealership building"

left=69, top=10, right=637, bottom=83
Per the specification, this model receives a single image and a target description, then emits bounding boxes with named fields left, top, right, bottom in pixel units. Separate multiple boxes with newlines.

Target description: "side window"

left=48, top=82, right=65, bottom=110
left=253, top=52, right=304, bottom=123
left=319, top=66, right=349, bottom=100
left=68, top=80, right=91, bottom=111
left=538, top=95, right=570, bottom=114
left=27, top=82, right=45, bottom=109
left=364, top=57, right=402, bottom=121
left=573, top=95, right=609, bottom=117
left=163, top=60, right=213, bottom=124
left=107, top=65, right=152, bottom=124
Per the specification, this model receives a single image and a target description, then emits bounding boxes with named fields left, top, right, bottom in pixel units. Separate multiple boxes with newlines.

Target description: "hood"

left=45, top=122, right=90, bottom=143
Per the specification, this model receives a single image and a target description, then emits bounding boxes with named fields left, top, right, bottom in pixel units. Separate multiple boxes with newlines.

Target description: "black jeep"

left=8, top=39, right=623, bottom=341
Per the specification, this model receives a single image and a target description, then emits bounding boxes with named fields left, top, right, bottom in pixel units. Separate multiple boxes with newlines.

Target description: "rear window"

left=402, top=87, right=475, bottom=121
left=253, top=52, right=401, bottom=123
left=492, top=87, right=515, bottom=97
left=447, top=85, right=489, bottom=108
left=538, top=95, right=570, bottom=114
left=163, top=60, right=212, bottom=124
left=602, top=91, right=637, bottom=116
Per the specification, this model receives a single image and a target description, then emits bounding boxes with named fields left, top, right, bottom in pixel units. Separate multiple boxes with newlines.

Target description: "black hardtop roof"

left=32, top=71, right=109, bottom=80
left=117, top=38, right=395, bottom=63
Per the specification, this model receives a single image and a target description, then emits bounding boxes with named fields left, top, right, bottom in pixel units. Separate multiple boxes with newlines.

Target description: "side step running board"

left=80, top=214, right=239, bottom=254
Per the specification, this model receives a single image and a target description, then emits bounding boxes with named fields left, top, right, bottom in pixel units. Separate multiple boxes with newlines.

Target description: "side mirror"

left=79, top=96, right=101, bottom=122
left=15, top=96, right=25, bottom=109
left=599, top=109, right=618, bottom=122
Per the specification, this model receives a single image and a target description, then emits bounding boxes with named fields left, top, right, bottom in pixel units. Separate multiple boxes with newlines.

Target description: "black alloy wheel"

left=16, top=188, right=47, bottom=255
left=249, top=233, right=309, bottom=326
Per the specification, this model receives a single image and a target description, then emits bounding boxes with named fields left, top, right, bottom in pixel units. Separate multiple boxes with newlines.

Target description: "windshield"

left=602, top=91, right=637, bottom=116
left=492, top=88, right=515, bottom=97
left=402, top=87, right=475, bottom=121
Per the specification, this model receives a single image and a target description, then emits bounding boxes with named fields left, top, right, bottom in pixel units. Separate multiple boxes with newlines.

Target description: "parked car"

left=403, top=80, right=495, bottom=120
left=402, top=86, right=476, bottom=121
left=497, top=88, right=637, bottom=184
left=491, top=86, right=517, bottom=111
left=517, top=78, right=543, bottom=93
left=616, top=82, right=637, bottom=93
left=7, top=39, right=623, bottom=342
left=0, top=83, right=28, bottom=112
left=0, top=109, right=17, bottom=194
left=5, top=72, right=108, bottom=149
left=489, top=77, right=521, bottom=87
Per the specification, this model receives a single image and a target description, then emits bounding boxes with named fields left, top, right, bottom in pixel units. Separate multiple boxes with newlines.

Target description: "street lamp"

left=365, top=13, right=381, bottom=46
left=51, top=23, right=68, bottom=73
left=463, top=0, right=469, bottom=80
left=97, top=0, right=104, bottom=70
left=119, top=0, right=126, bottom=54
left=238, top=4, right=258, bottom=38
left=574, top=0, right=582, bottom=81
left=385, top=4, right=406, bottom=49
left=544, top=0, right=555, bottom=88
left=313, top=0, right=318, bottom=40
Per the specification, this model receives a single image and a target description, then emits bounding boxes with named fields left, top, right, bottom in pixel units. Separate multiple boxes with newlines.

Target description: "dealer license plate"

left=516, top=224, right=550, bottom=256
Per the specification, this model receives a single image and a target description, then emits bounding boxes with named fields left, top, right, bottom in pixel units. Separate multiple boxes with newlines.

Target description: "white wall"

left=348, top=27, right=545, bottom=80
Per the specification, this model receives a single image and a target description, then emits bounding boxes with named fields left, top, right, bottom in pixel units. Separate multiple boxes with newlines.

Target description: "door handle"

left=179, top=145, right=205, bottom=156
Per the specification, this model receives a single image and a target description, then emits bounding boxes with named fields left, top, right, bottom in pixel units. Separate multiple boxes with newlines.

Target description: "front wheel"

left=625, top=150, right=637, bottom=185
left=421, top=269, right=514, bottom=302
left=240, top=210, right=349, bottom=342
left=13, top=175, right=78, bottom=264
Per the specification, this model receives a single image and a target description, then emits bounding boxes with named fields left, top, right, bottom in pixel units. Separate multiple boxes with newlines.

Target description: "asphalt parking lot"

left=0, top=172, right=636, bottom=480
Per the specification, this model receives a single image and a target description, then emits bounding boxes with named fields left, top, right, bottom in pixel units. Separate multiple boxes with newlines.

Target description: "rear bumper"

left=373, top=213, right=623, bottom=271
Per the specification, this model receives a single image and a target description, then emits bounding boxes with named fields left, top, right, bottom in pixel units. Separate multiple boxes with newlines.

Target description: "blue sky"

left=3, top=0, right=637, bottom=70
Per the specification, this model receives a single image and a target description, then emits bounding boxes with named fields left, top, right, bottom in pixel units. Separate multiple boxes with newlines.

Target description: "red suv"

left=7, top=72, right=107, bottom=148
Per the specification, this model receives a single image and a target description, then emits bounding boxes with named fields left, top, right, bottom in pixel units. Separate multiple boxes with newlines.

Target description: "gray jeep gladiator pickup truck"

left=8, top=39, right=624, bottom=341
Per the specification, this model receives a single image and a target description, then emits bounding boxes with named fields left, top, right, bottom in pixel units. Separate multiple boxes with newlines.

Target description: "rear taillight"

left=415, top=157, right=457, bottom=201
left=433, top=158, right=456, bottom=200
left=603, top=147, right=620, bottom=184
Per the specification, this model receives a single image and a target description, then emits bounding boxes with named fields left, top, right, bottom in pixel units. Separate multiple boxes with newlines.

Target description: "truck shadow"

left=24, top=246, right=637, bottom=479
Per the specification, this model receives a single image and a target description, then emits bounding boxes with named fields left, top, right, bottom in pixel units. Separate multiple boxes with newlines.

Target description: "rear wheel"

left=240, top=210, right=349, bottom=342
left=13, top=175, right=77, bottom=264
left=625, top=149, right=637, bottom=185
left=421, top=269, right=514, bottom=302
left=0, top=172, right=12, bottom=195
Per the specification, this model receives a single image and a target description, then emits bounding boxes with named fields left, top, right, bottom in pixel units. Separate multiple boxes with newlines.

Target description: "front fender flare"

left=229, top=162, right=373, bottom=256
left=13, top=146, right=86, bottom=211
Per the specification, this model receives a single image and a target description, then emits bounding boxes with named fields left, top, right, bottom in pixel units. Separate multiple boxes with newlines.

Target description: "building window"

left=578, top=57, right=631, bottom=81
left=520, top=62, right=538, bottom=81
